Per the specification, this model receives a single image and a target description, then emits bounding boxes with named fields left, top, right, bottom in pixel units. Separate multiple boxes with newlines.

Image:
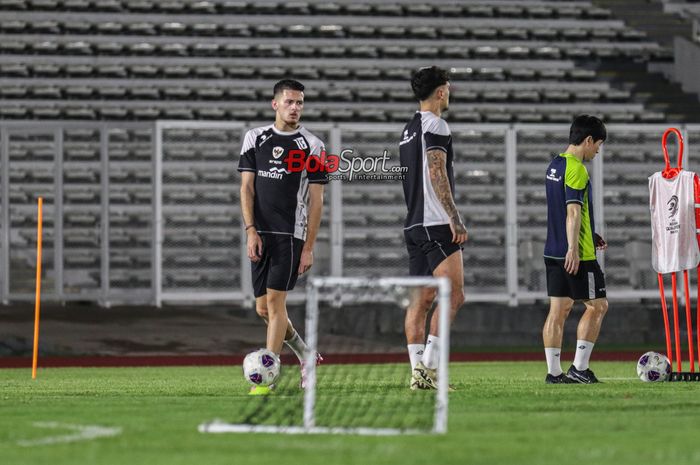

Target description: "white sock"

left=545, top=347, right=563, bottom=376
left=573, top=340, right=595, bottom=371
left=407, top=344, right=425, bottom=370
left=422, top=335, right=440, bottom=370
left=285, top=329, right=307, bottom=364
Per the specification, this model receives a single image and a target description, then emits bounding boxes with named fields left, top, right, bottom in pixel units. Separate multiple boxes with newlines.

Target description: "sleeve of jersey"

left=307, top=139, right=329, bottom=185
left=238, top=130, right=256, bottom=172
left=564, top=162, right=588, bottom=205
left=423, top=119, right=451, bottom=154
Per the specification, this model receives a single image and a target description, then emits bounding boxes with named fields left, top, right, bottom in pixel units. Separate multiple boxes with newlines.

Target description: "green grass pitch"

left=1, top=362, right=700, bottom=465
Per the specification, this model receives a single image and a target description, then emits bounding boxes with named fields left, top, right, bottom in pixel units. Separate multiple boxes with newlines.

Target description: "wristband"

left=245, top=225, right=256, bottom=231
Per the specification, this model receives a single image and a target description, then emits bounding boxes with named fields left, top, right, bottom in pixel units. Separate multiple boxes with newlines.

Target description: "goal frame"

left=199, top=276, right=451, bottom=436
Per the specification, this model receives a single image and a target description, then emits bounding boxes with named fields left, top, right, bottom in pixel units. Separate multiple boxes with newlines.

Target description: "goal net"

left=199, top=276, right=452, bottom=435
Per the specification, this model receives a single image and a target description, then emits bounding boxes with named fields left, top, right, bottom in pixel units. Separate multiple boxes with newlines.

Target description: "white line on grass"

left=16, top=422, right=122, bottom=447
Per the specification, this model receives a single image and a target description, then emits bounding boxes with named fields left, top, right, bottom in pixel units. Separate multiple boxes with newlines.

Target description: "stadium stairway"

left=593, top=0, right=700, bottom=122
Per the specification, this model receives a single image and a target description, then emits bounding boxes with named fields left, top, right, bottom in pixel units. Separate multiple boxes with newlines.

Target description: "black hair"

left=273, top=79, right=304, bottom=98
left=411, top=66, right=450, bottom=101
left=569, top=114, right=607, bottom=145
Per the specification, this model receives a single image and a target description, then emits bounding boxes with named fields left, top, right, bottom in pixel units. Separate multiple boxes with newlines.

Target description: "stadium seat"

left=32, top=20, right=60, bottom=33
left=318, top=24, right=345, bottom=38
left=31, top=107, right=60, bottom=118
left=309, top=2, right=339, bottom=14
left=94, top=42, right=124, bottom=55
left=502, top=28, right=529, bottom=40
left=505, top=46, right=530, bottom=59
left=472, top=27, right=498, bottom=40
left=98, top=87, right=127, bottom=98
left=259, top=66, right=286, bottom=78
left=254, top=24, right=282, bottom=37
left=97, top=22, right=123, bottom=34
left=413, top=45, right=439, bottom=58
left=128, top=22, right=156, bottom=35
left=33, top=86, right=62, bottom=99
left=443, top=46, right=469, bottom=59
left=32, top=41, right=59, bottom=54
left=1, top=86, right=27, bottom=98
left=344, top=3, right=371, bottom=15
left=64, top=21, right=92, bottom=33
left=1, top=19, right=26, bottom=32
left=221, top=23, right=250, bottom=37
left=97, top=65, right=128, bottom=78
left=531, top=28, right=557, bottom=40
left=347, top=25, right=375, bottom=37
left=468, top=5, right=494, bottom=17
left=527, top=5, right=554, bottom=18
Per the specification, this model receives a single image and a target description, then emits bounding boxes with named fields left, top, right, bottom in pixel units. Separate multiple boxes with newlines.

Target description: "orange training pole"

left=31, top=197, right=43, bottom=380
left=683, top=270, right=695, bottom=372
left=671, top=272, right=682, bottom=372
left=658, top=273, right=673, bottom=365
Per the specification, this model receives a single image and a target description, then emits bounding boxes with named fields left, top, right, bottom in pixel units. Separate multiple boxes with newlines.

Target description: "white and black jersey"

left=238, top=125, right=327, bottom=241
left=399, top=111, right=455, bottom=229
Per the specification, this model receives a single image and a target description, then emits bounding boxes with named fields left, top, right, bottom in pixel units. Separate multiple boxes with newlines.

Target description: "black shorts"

left=545, top=257, right=607, bottom=301
left=404, top=224, right=462, bottom=276
left=251, top=233, right=304, bottom=298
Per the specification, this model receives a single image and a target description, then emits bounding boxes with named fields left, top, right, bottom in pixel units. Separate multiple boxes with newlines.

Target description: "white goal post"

left=199, top=276, right=452, bottom=436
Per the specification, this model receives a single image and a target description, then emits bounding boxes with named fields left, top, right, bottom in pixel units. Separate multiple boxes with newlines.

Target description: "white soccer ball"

left=637, top=351, right=671, bottom=382
left=243, top=349, right=280, bottom=386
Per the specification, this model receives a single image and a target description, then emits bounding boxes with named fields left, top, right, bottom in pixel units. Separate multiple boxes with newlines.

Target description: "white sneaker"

left=300, top=352, right=323, bottom=389
left=412, top=361, right=438, bottom=390
left=410, top=361, right=456, bottom=391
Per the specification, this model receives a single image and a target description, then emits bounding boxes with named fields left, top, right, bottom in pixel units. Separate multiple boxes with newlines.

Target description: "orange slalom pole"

left=683, top=270, right=695, bottom=372
left=31, top=197, right=43, bottom=380
left=697, top=267, right=700, bottom=371
left=671, top=272, right=682, bottom=372
left=658, top=273, right=673, bottom=365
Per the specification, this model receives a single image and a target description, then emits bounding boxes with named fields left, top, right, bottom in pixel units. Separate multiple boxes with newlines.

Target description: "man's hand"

left=450, top=216, right=468, bottom=244
left=594, top=233, right=607, bottom=251
left=298, top=248, right=313, bottom=275
left=247, top=229, right=263, bottom=262
left=564, top=247, right=580, bottom=275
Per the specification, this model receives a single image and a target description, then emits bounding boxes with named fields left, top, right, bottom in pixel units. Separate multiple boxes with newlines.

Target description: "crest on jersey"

left=272, top=146, right=284, bottom=159
left=667, top=195, right=679, bottom=219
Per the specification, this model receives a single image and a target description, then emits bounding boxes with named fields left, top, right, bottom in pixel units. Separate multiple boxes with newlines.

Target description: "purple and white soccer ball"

left=637, top=351, right=671, bottom=382
left=243, top=349, right=280, bottom=386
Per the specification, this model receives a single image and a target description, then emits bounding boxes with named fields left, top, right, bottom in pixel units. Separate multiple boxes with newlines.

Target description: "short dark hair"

left=273, top=79, right=304, bottom=98
left=411, top=66, right=450, bottom=101
left=569, top=114, right=607, bottom=145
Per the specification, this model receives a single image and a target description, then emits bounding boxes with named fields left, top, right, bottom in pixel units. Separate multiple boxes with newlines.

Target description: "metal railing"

left=1, top=121, right=695, bottom=306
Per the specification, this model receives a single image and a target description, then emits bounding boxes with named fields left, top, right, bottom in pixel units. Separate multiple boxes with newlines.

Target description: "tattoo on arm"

left=427, top=149, right=465, bottom=232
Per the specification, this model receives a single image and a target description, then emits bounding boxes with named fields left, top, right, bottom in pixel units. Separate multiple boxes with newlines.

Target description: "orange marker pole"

left=31, top=197, right=43, bottom=380
left=683, top=270, right=695, bottom=372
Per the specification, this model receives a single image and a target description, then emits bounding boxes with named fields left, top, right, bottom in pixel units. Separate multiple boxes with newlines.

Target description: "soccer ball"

left=243, top=349, right=280, bottom=386
left=637, top=351, right=671, bottom=382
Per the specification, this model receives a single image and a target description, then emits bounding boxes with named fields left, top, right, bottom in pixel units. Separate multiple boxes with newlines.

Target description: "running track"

left=0, top=351, right=642, bottom=368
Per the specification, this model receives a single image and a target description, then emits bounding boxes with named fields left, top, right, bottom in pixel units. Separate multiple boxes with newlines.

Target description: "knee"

left=421, top=290, right=437, bottom=309
left=256, top=304, right=268, bottom=319
left=451, top=290, right=465, bottom=309
left=265, top=291, right=286, bottom=314
left=549, top=304, right=573, bottom=324
left=591, top=299, right=608, bottom=316
left=411, top=289, right=435, bottom=312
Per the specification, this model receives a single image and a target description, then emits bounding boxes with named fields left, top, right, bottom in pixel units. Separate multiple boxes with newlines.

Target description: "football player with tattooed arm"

left=399, top=66, right=467, bottom=390
left=238, top=79, right=326, bottom=395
